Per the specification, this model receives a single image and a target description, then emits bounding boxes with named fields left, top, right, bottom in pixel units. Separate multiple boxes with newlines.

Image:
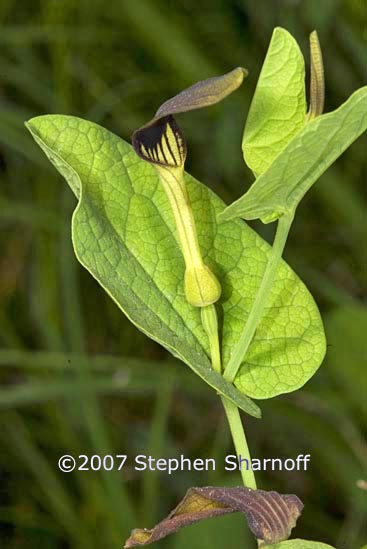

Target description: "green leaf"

left=26, top=115, right=325, bottom=400
left=269, top=541, right=335, bottom=549
left=243, top=27, right=306, bottom=177
left=221, top=86, right=367, bottom=223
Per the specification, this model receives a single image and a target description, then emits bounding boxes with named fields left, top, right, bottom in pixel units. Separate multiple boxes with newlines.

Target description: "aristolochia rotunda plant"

left=26, top=28, right=367, bottom=548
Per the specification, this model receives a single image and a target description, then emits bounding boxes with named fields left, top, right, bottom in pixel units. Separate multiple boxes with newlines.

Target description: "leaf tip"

left=24, top=117, right=37, bottom=135
left=25, top=115, right=48, bottom=133
left=272, top=26, right=298, bottom=44
left=254, top=404, right=262, bottom=419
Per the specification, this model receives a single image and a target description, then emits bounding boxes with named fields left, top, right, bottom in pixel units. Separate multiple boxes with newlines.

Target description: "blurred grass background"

left=0, top=0, right=366, bottom=548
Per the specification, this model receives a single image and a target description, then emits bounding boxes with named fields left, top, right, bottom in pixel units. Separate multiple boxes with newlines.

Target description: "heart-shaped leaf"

left=243, top=27, right=306, bottom=177
left=26, top=115, right=326, bottom=400
left=125, top=486, right=303, bottom=547
left=221, top=86, right=367, bottom=223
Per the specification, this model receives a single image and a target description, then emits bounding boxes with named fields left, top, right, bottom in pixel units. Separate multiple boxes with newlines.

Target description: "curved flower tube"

left=132, top=67, right=247, bottom=307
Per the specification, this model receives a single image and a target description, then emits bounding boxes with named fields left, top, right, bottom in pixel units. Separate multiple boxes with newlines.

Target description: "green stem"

left=221, top=398, right=257, bottom=489
left=201, top=305, right=221, bottom=373
left=223, top=213, right=294, bottom=384
left=201, top=304, right=256, bottom=489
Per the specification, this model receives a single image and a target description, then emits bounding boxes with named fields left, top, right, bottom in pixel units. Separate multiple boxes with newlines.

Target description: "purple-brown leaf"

left=124, top=486, right=303, bottom=547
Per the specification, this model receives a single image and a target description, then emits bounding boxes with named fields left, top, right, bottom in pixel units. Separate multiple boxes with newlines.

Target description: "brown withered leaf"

left=124, top=486, right=303, bottom=547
